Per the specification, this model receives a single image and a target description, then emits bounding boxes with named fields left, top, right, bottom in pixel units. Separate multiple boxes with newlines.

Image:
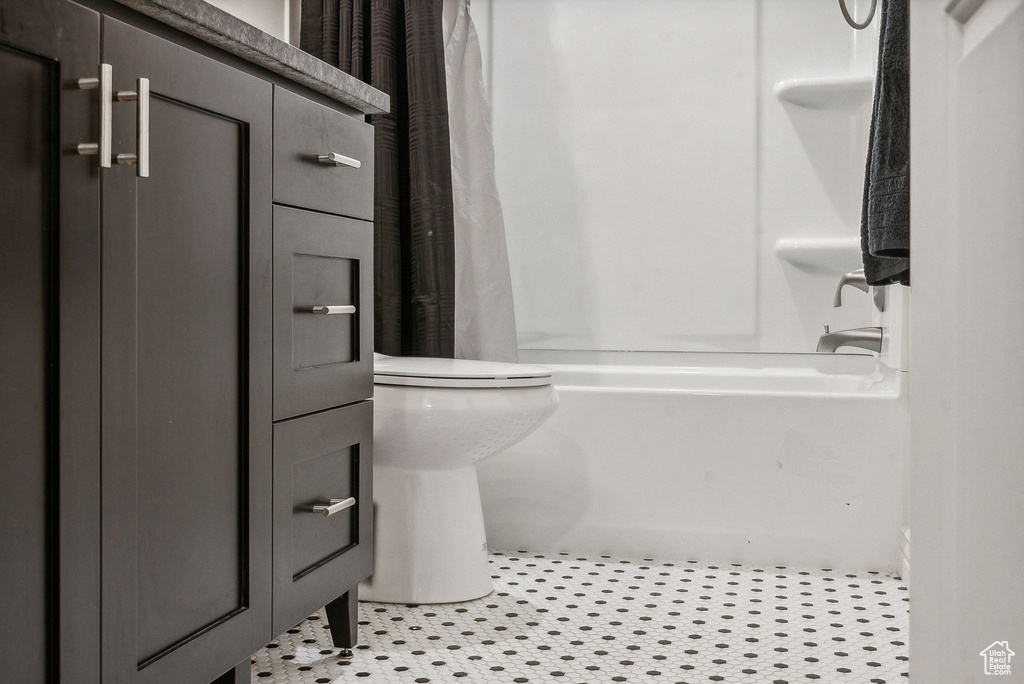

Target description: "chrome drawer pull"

left=311, top=497, right=356, bottom=517
left=317, top=152, right=361, bottom=169
left=311, top=305, right=356, bottom=315
left=114, top=78, right=150, bottom=178
left=76, top=64, right=112, bottom=168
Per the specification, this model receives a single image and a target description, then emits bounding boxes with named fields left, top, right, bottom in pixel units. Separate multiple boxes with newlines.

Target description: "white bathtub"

left=477, top=350, right=908, bottom=572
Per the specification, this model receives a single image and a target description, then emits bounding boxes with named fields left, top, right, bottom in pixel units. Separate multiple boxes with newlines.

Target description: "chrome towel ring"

left=839, top=0, right=877, bottom=29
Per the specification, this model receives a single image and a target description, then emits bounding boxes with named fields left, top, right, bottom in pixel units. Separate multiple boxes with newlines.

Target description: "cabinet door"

left=100, top=17, right=273, bottom=684
left=0, top=1, right=101, bottom=681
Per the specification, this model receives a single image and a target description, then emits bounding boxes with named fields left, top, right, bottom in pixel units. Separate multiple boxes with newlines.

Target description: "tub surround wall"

left=481, top=0, right=759, bottom=351
left=759, top=0, right=883, bottom=351
left=476, top=0, right=883, bottom=354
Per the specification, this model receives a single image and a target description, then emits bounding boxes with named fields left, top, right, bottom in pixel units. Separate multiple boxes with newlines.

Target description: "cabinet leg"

left=324, top=589, right=359, bottom=651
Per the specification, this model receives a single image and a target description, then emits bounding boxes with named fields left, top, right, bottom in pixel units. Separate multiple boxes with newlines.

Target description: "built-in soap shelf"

left=774, top=75, right=874, bottom=112
left=775, top=237, right=862, bottom=274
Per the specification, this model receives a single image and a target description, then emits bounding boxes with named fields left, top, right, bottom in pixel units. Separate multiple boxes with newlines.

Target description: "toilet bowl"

left=359, top=354, right=558, bottom=604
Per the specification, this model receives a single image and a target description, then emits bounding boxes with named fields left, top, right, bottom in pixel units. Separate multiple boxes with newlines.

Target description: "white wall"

left=205, top=0, right=295, bottom=43
left=910, top=0, right=1024, bottom=680
left=477, top=0, right=883, bottom=353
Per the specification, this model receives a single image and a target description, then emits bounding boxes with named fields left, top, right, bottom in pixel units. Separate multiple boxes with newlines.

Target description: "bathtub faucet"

left=816, top=326, right=883, bottom=353
left=833, top=269, right=868, bottom=307
left=834, top=268, right=886, bottom=311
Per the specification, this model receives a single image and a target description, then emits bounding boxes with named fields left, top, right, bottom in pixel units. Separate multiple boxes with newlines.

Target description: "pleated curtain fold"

left=301, top=0, right=456, bottom=358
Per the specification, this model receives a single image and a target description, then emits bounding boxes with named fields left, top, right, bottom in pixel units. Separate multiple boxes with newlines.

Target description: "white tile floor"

left=252, top=551, right=909, bottom=683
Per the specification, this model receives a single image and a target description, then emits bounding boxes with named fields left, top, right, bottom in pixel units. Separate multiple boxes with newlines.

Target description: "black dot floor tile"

left=252, top=551, right=908, bottom=682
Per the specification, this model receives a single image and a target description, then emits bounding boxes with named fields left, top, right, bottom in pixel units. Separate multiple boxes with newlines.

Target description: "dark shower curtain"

left=301, top=0, right=456, bottom=358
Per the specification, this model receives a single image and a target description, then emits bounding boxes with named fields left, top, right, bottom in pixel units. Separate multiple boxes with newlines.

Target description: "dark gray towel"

left=861, top=0, right=910, bottom=286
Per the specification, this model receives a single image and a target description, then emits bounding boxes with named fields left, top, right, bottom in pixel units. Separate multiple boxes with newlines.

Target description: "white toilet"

left=359, top=353, right=558, bottom=604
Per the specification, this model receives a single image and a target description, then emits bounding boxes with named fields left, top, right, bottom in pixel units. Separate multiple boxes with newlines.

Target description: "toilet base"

left=359, top=465, right=494, bottom=604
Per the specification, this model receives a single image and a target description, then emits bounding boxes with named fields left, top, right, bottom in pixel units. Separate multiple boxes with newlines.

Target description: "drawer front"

left=273, top=402, right=372, bottom=635
left=274, top=86, right=373, bottom=220
left=273, top=205, right=372, bottom=421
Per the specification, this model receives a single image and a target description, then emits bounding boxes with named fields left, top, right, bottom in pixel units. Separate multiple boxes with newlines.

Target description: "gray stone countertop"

left=113, top=0, right=390, bottom=115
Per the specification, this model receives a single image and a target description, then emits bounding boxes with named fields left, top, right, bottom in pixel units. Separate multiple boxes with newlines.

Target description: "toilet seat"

left=373, top=354, right=553, bottom=389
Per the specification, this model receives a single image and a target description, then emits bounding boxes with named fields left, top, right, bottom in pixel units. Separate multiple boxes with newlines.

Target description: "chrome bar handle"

left=317, top=152, right=361, bottom=168
left=310, top=497, right=356, bottom=517
left=311, top=305, right=356, bottom=315
left=137, top=78, right=150, bottom=177
left=76, top=63, right=112, bottom=168
left=115, top=78, right=150, bottom=177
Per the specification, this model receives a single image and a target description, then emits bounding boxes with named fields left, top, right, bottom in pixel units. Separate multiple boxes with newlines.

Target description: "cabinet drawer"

left=273, top=205, right=372, bottom=421
left=273, top=402, right=372, bottom=635
left=274, top=86, right=373, bottom=220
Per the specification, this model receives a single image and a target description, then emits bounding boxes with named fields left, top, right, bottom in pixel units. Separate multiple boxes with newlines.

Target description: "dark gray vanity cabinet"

left=269, top=89, right=376, bottom=645
left=0, top=1, right=102, bottom=681
left=0, top=1, right=377, bottom=682
left=99, top=17, right=274, bottom=684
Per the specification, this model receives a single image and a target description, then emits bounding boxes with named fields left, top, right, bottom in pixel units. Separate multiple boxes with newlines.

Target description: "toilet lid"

left=373, top=354, right=554, bottom=388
